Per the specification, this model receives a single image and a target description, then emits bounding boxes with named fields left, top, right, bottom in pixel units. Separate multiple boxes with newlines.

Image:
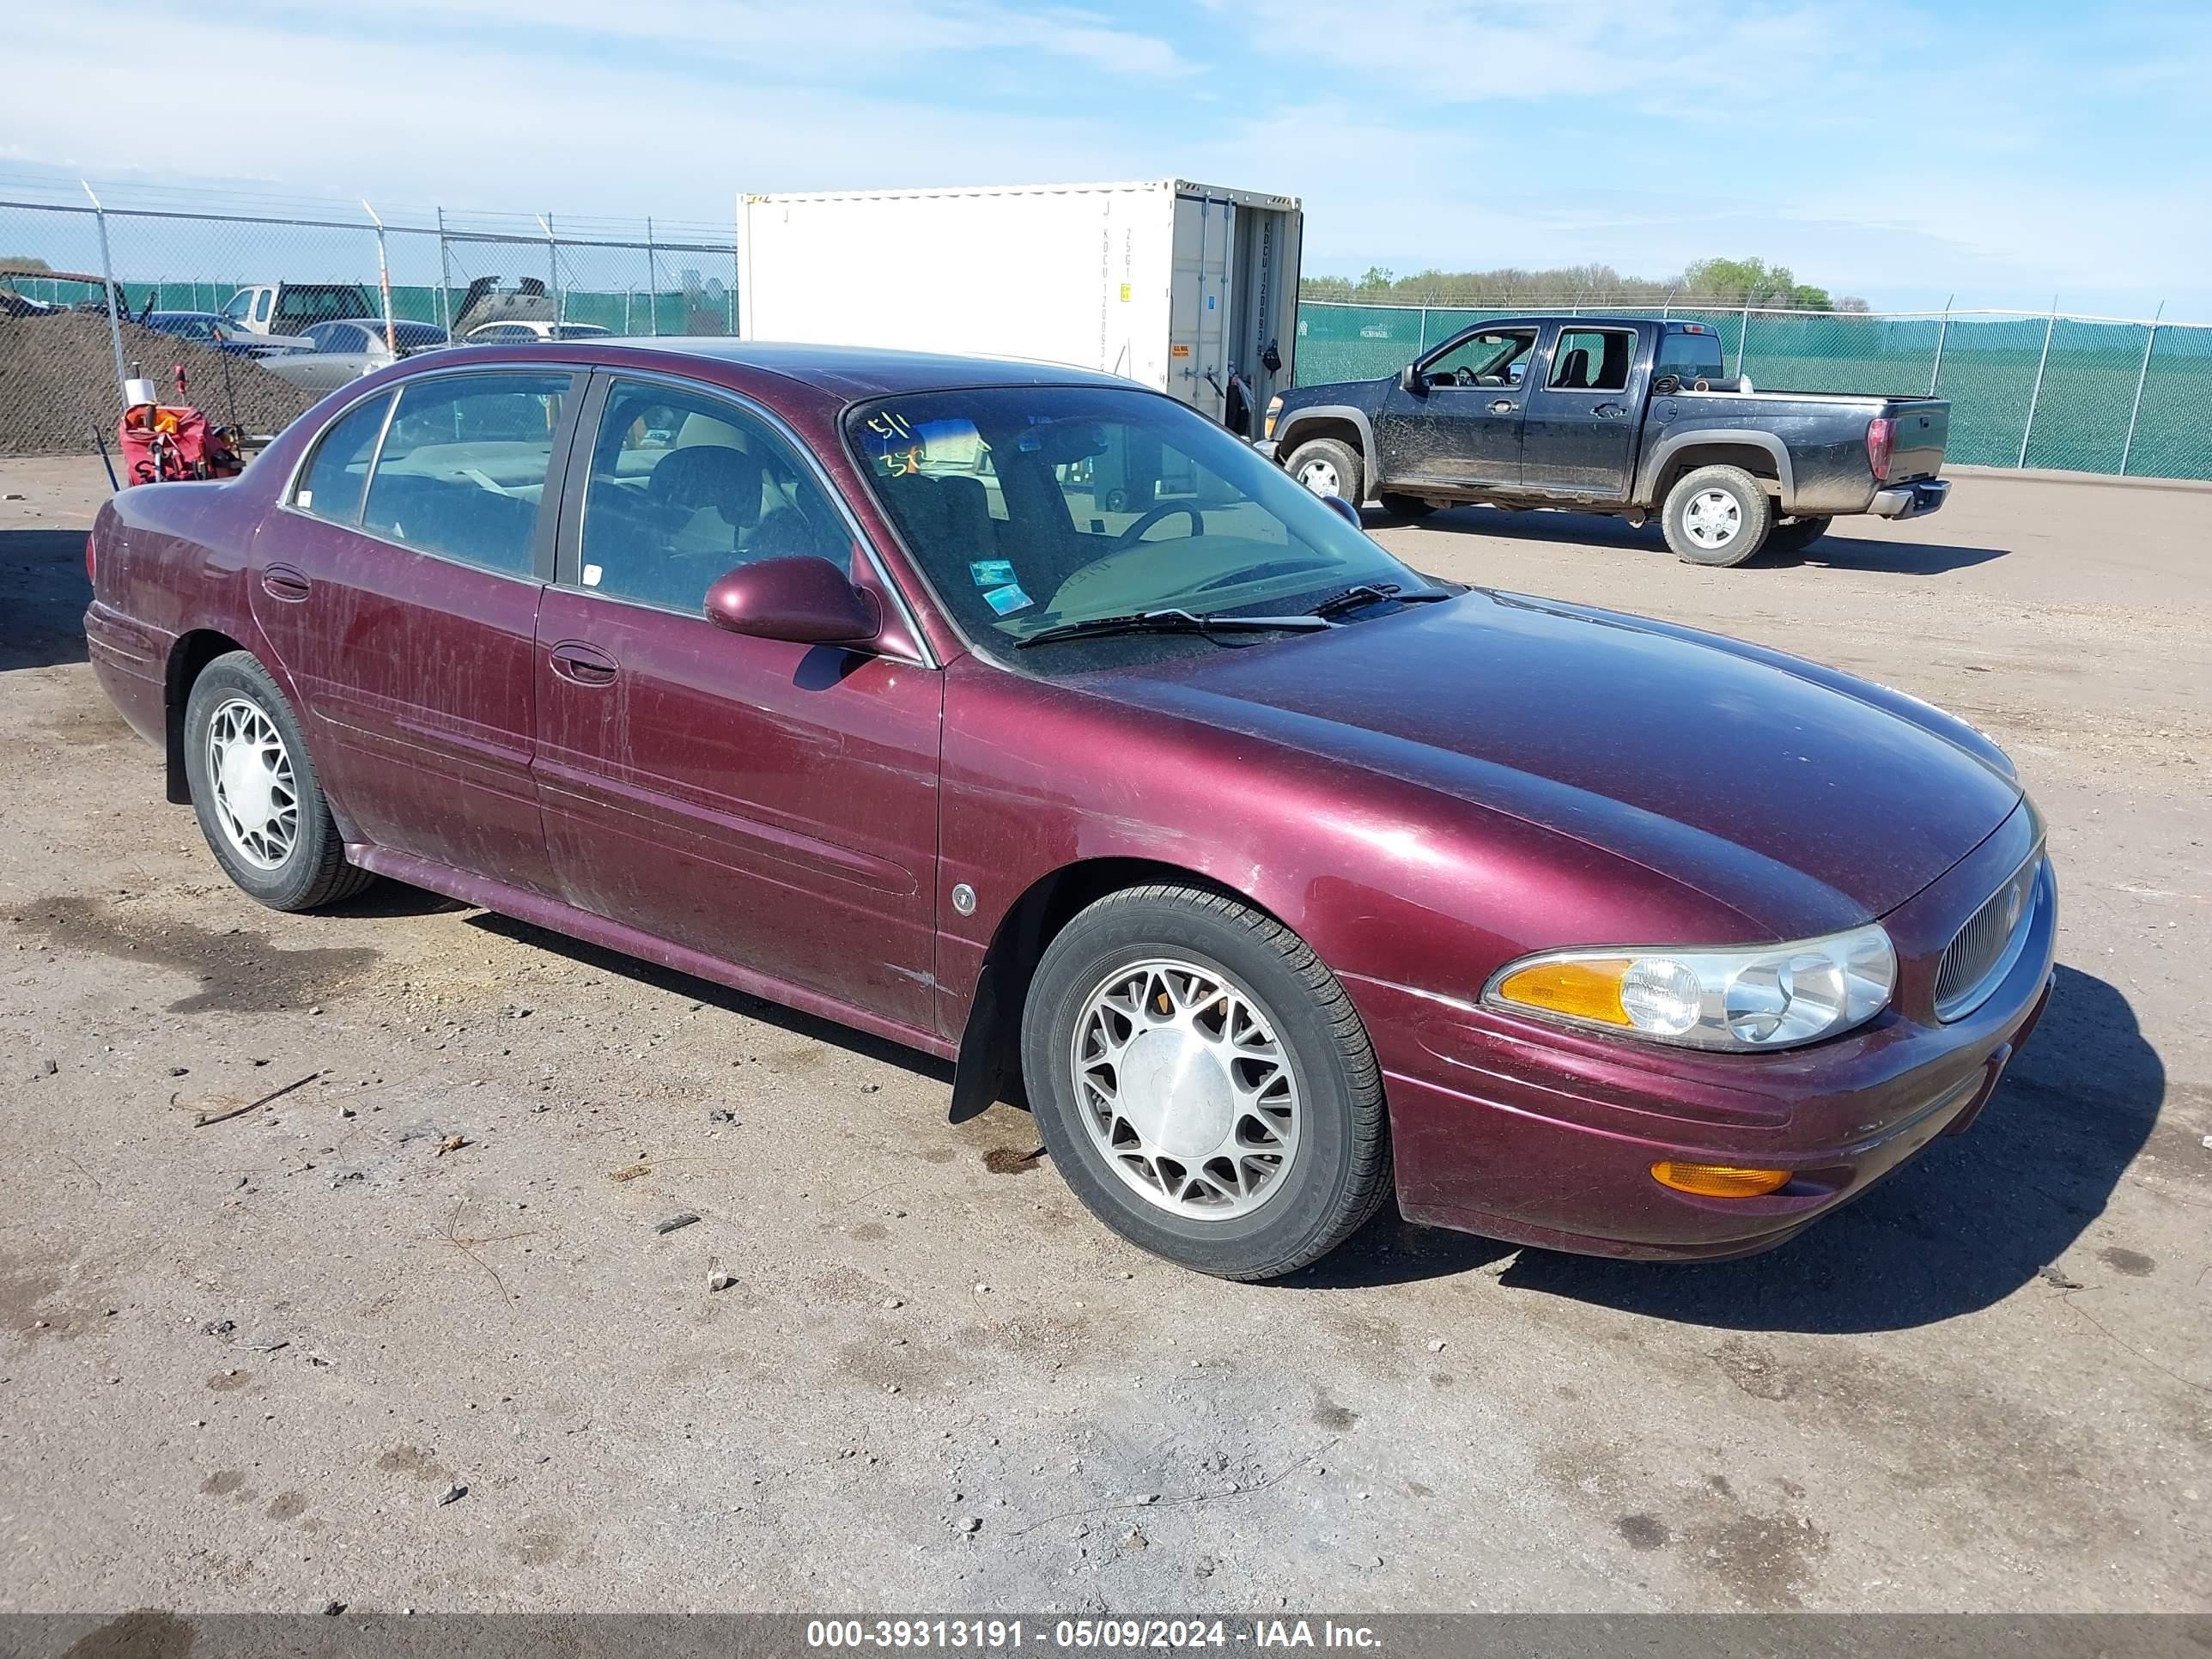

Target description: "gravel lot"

left=1, top=456, right=2206, bottom=1614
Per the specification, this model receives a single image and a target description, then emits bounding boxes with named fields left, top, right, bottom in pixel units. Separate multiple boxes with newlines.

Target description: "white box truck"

left=735, top=179, right=1302, bottom=429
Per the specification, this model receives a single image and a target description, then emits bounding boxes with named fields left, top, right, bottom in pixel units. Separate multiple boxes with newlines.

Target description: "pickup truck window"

left=1656, top=331, right=1725, bottom=384
left=1425, top=329, right=1534, bottom=389
left=1550, top=329, right=1633, bottom=392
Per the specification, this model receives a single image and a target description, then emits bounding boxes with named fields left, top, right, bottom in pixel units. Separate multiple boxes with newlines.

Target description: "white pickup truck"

left=217, top=282, right=379, bottom=341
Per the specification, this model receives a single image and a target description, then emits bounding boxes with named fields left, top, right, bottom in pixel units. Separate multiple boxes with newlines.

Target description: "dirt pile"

left=0, top=312, right=318, bottom=457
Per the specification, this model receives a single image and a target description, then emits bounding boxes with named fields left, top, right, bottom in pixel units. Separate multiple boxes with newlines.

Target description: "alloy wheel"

left=205, top=697, right=300, bottom=870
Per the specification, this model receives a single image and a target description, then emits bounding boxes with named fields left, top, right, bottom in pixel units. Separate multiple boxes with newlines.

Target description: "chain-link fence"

left=0, top=183, right=737, bottom=457
left=1293, top=301, right=2212, bottom=481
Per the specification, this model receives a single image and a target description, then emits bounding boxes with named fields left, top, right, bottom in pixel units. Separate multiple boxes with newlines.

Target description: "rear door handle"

left=261, top=564, right=311, bottom=602
left=549, top=641, right=618, bottom=687
left=1488, top=399, right=1518, bottom=415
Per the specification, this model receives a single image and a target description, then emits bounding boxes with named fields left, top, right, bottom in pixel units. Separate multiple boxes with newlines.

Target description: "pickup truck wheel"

left=1020, top=884, right=1391, bottom=1281
left=1765, top=515, right=1832, bottom=555
left=1378, top=493, right=1437, bottom=520
left=1662, top=464, right=1772, bottom=567
left=1285, top=436, right=1362, bottom=507
left=182, top=651, right=374, bottom=912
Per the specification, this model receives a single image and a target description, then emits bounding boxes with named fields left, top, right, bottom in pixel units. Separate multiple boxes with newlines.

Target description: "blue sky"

left=8, top=0, right=2208, bottom=317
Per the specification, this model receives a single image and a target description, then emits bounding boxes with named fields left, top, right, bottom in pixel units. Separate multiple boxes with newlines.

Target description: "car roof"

left=528, top=337, right=1135, bottom=397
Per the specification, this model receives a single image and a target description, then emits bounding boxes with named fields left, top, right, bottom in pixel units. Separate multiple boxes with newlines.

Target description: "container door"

left=1169, top=193, right=1233, bottom=419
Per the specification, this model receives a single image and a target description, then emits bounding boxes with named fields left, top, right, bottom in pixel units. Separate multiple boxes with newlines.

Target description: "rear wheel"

left=1662, top=464, right=1772, bottom=567
left=1285, top=436, right=1362, bottom=507
left=183, top=652, right=373, bottom=912
left=1378, top=493, right=1437, bottom=520
left=1765, top=514, right=1832, bottom=556
left=1020, top=885, right=1391, bottom=1280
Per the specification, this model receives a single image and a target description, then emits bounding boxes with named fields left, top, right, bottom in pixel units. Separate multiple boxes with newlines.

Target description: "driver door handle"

left=1488, top=399, right=1518, bottom=415
left=549, top=641, right=618, bottom=688
left=1594, top=402, right=1627, bottom=418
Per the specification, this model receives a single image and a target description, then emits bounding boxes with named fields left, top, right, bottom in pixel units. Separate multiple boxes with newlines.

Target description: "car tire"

left=1285, top=436, right=1363, bottom=506
left=1378, top=493, right=1437, bottom=520
left=1662, top=464, right=1772, bottom=566
left=1020, top=884, right=1391, bottom=1281
left=182, top=651, right=374, bottom=912
left=1765, top=514, right=1832, bottom=556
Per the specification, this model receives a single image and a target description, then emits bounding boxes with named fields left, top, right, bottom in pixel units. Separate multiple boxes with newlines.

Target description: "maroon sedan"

left=83, top=341, right=2055, bottom=1279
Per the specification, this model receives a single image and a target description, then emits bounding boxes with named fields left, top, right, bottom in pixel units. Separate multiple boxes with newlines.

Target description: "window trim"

left=275, top=362, right=588, bottom=585
left=554, top=368, right=936, bottom=669
left=1542, top=325, right=1638, bottom=395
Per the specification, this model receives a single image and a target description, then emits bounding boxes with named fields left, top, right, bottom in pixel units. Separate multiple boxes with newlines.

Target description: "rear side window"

left=360, top=372, right=572, bottom=577
left=1550, top=329, right=1633, bottom=392
left=290, top=392, right=392, bottom=526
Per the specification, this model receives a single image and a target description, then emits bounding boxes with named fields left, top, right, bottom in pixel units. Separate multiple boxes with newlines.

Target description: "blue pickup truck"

left=1260, top=315, right=1949, bottom=566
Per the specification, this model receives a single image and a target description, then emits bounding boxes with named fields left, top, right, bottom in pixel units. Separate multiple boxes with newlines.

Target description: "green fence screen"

left=1292, top=302, right=2210, bottom=481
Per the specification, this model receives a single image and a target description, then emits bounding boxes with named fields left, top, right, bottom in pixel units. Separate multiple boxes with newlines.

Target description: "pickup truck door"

left=1376, top=325, right=1537, bottom=489
left=1519, top=324, right=1647, bottom=499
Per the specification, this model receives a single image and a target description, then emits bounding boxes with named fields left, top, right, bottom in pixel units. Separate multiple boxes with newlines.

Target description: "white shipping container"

left=736, top=179, right=1302, bottom=427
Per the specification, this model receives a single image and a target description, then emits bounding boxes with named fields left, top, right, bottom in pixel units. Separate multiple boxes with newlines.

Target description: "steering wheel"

left=1109, top=501, right=1205, bottom=551
left=1453, top=365, right=1479, bottom=387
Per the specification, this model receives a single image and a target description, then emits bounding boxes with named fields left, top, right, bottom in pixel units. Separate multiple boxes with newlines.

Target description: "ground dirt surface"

left=1, top=456, right=2206, bottom=1613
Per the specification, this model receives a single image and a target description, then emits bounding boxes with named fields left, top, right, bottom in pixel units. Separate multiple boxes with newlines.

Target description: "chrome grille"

left=1934, top=853, right=2042, bottom=1022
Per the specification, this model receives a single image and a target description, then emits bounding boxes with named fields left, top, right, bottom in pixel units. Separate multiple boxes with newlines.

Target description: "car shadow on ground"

left=1378, top=506, right=2010, bottom=578
left=462, top=909, right=957, bottom=1083
left=1477, top=963, right=2163, bottom=1333
left=0, top=528, right=94, bottom=672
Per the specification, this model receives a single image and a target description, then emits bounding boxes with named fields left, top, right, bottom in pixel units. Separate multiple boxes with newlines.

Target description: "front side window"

left=1422, top=328, right=1535, bottom=389
left=358, top=372, right=571, bottom=575
left=222, top=289, right=254, bottom=324
left=291, top=392, right=392, bottom=526
left=577, top=379, right=847, bottom=613
left=848, top=385, right=1418, bottom=660
left=1549, top=329, right=1633, bottom=392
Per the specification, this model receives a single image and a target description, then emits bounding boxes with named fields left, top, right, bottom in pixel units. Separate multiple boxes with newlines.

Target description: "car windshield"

left=845, top=386, right=1416, bottom=660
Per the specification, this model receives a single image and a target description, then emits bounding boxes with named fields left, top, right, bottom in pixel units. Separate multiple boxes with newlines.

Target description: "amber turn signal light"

left=1650, top=1160, right=1791, bottom=1198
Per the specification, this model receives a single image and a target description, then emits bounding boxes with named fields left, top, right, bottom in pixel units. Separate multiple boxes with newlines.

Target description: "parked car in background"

left=142, top=311, right=311, bottom=359
left=83, top=339, right=2051, bottom=1281
left=220, top=282, right=380, bottom=337
left=256, top=319, right=449, bottom=393
left=1263, top=316, right=1950, bottom=565
left=464, top=320, right=613, bottom=344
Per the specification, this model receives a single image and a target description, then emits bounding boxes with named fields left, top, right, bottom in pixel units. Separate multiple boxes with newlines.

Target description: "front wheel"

left=1661, top=463, right=1772, bottom=567
left=1284, top=436, right=1363, bottom=507
left=1021, top=884, right=1391, bottom=1280
left=182, top=651, right=374, bottom=911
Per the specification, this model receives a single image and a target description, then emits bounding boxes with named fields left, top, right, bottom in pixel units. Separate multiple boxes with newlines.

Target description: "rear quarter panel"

left=1644, top=392, right=1882, bottom=514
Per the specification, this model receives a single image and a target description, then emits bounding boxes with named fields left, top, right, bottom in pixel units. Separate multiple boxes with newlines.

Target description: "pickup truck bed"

left=1263, top=315, right=1951, bottom=566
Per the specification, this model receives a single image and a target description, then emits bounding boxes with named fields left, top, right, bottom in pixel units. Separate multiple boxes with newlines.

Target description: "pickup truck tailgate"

left=1884, top=399, right=1948, bottom=482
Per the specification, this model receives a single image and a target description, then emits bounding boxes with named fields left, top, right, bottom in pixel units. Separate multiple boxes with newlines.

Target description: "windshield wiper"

left=1306, top=581, right=1454, bottom=619
left=1013, top=608, right=1334, bottom=650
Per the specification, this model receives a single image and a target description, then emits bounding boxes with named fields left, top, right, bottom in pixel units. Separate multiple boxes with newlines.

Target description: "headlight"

left=1263, top=395, right=1282, bottom=441
left=1482, top=924, right=1895, bottom=1052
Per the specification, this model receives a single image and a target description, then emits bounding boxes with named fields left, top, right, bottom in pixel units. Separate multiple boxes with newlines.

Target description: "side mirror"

left=1319, top=494, right=1362, bottom=528
left=1398, top=363, right=1426, bottom=395
left=704, top=555, right=881, bottom=647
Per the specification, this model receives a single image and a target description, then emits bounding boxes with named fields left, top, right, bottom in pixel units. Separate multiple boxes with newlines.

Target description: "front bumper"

left=1251, top=439, right=1280, bottom=462
left=1871, top=478, right=1949, bottom=520
left=1353, top=802, right=2055, bottom=1261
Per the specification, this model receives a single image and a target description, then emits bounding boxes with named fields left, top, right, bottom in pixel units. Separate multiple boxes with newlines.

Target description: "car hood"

left=1085, top=590, right=2022, bottom=934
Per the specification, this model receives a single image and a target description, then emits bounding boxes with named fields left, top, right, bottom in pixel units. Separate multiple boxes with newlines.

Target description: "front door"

left=1520, top=325, right=1644, bottom=498
left=1376, top=325, right=1536, bottom=489
left=249, top=368, right=580, bottom=892
left=530, top=374, right=944, bottom=1033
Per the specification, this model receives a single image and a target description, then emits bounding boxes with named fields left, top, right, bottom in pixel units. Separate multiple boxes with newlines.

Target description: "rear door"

left=1519, top=323, right=1646, bottom=498
left=529, top=372, right=944, bottom=1031
left=1376, top=325, right=1536, bottom=489
left=250, top=366, right=580, bottom=892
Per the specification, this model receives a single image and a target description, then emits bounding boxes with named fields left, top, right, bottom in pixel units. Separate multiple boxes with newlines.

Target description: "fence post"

left=81, top=180, right=129, bottom=404
left=539, top=215, right=561, bottom=324
left=435, top=207, right=453, bottom=336
left=645, top=218, right=659, bottom=337
left=362, top=199, right=397, bottom=356
left=2119, top=302, right=2163, bottom=477
left=1415, top=306, right=1428, bottom=356
left=1929, top=295, right=1952, bottom=396
left=1738, top=301, right=1753, bottom=377
left=1661, top=289, right=1673, bottom=320
left=2018, top=296, right=2057, bottom=469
